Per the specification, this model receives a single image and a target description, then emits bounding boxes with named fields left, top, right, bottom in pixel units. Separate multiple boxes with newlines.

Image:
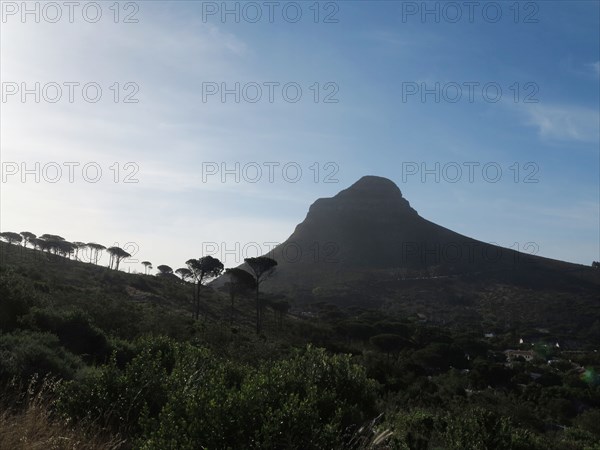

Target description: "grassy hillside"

left=1, top=241, right=600, bottom=449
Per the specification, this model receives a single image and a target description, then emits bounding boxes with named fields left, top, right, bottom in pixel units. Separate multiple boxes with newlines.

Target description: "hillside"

left=1, top=178, right=599, bottom=448
left=0, top=241, right=307, bottom=346
left=217, top=176, right=600, bottom=339
left=1, top=234, right=600, bottom=449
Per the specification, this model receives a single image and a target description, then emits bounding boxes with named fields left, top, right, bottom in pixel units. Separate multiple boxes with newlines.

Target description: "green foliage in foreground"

left=1, top=247, right=600, bottom=449
left=380, top=406, right=600, bottom=450
left=56, top=338, right=377, bottom=449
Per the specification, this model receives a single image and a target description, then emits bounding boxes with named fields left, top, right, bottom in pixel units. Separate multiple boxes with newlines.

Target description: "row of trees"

left=149, top=256, right=278, bottom=333
left=1, top=230, right=279, bottom=334
left=0, top=231, right=131, bottom=269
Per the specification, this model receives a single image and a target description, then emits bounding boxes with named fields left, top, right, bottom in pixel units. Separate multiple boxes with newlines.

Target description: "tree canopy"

left=175, top=267, right=192, bottom=281
left=107, top=247, right=131, bottom=271
left=0, top=232, right=23, bottom=245
left=141, top=261, right=153, bottom=275
left=157, top=265, right=174, bottom=275
left=223, top=268, right=257, bottom=325
left=186, top=256, right=224, bottom=320
left=20, top=232, right=36, bottom=247
left=244, top=257, right=278, bottom=334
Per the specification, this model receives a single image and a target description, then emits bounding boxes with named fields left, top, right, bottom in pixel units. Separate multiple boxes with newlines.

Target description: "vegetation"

left=186, top=256, right=225, bottom=320
left=245, top=256, right=278, bottom=334
left=141, top=261, right=152, bottom=275
left=156, top=264, right=172, bottom=274
left=0, top=231, right=22, bottom=245
left=223, top=267, right=256, bottom=326
left=0, top=240, right=599, bottom=449
left=107, top=247, right=132, bottom=271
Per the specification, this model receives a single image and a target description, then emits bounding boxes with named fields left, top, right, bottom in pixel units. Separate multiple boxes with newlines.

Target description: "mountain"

left=260, top=176, right=583, bottom=284
left=235, top=176, right=600, bottom=331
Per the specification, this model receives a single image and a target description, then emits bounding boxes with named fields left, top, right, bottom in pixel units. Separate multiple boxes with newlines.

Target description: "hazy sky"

left=1, top=1, right=599, bottom=271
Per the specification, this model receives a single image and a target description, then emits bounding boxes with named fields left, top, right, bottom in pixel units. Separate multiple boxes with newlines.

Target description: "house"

left=504, top=350, right=535, bottom=362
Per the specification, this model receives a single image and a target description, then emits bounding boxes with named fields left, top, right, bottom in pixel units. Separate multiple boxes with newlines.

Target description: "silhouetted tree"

left=0, top=232, right=23, bottom=245
left=244, top=257, right=277, bottom=334
left=37, top=234, right=66, bottom=255
left=175, top=267, right=193, bottom=282
left=39, top=234, right=64, bottom=243
left=107, top=246, right=131, bottom=270
left=593, top=261, right=600, bottom=269
left=271, top=299, right=291, bottom=329
left=186, top=256, right=224, bottom=320
left=31, top=238, right=49, bottom=252
left=20, top=232, right=36, bottom=247
left=34, top=234, right=64, bottom=256
left=72, top=241, right=86, bottom=260
left=156, top=264, right=173, bottom=275
left=56, top=240, right=76, bottom=258
left=141, top=261, right=152, bottom=275
left=86, top=243, right=106, bottom=265
left=223, top=268, right=256, bottom=325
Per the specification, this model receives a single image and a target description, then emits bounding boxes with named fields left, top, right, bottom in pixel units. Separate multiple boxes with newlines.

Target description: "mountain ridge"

left=234, top=176, right=598, bottom=305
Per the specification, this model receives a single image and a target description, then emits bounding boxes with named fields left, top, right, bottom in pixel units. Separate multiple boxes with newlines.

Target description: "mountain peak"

left=352, top=175, right=398, bottom=188
left=247, top=175, right=589, bottom=298
left=340, top=175, right=401, bottom=195
left=332, top=175, right=417, bottom=215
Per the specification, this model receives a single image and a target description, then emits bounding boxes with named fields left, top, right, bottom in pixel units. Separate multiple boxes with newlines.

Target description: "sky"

left=1, top=0, right=599, bottom=271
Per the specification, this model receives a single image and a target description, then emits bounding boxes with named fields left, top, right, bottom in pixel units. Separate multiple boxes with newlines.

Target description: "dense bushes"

left=57, top=338, right=378, bottom=449
left=2, top=252, right=600, bottom=449
left=0, top=377, right=125, bottom=450
left=0, top=269, right=37, bottom=331
left=21, top=307, right=111, bottom=363
left=0, top=331, right=81, bottom=381
left=383, top=406, right=561, bottom=450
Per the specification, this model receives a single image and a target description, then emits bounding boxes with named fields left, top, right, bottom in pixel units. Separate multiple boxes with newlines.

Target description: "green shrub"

left=442, top=407, right=529, bottom=450
left=574, top=408, right=600, bottom=437
left=0, top=330, right=81, bottom=381
left=0, top=269, right=37, bottom=331
left=20, top=307, right=110, bottom=363
left=140, top=345, right=378, bottom=449
left=386, top=409, right=438, bottom=450
left=370, top=334, right=411, bottom=356
left=57, top=335, right=180, bottom=433
left=57, top=338, right=378, bottom=449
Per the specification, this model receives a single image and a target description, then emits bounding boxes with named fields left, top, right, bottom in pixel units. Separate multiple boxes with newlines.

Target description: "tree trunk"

left=195, top=281, right=201, bottom=320
left=256, top=284, right=260, bottom=334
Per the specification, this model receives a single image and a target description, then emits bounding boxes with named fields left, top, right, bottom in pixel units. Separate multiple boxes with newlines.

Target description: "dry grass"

left=0, top=376, right=126, bottom=450
left=346, top=414, right=395, bottom=449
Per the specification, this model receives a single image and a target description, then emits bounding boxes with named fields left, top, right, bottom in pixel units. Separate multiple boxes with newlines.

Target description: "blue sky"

left=1, top=1, right=598, bottom=270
